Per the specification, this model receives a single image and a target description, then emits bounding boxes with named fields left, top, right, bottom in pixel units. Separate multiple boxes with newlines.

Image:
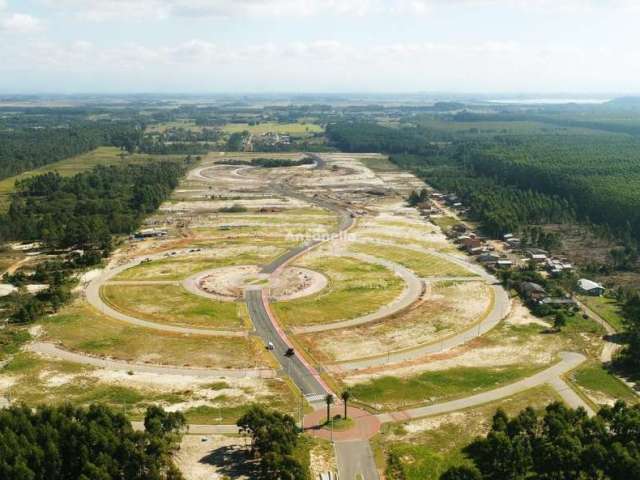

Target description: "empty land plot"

left=343, top=309, right=604, bottom=385
left=101, top=284, right=246, bottom=330
left=350, top=243, right=476, bottom=277
left=113, top=250, right=283, bottom=281
left=296, top=281, right=491, bottom=363
left=222, top=122, right=323, bottom=136
left=373, top=386, right=560, bottom=480
left=42, top=300, right=268, bottom=369
left=352, top=231, right=453, bottom=251
left=349, top=364, right=540, bottom=412
left=272, top=256, right=404, bottom=327
left=1, top=353, right=296, bottom=424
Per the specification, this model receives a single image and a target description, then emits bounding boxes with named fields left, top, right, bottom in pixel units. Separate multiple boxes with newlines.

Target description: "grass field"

left=2, top=353, right=298, bottom=424
left=114, top=250, right=282, bottom=281
left=571, top=362, right=638, bottom=405
left=297, top=281, right=491, bottom=363
left=272, top=256, right=404, bottom=326
left=579, top=295, right=626, bottom=332
left=373, top=386, right=560, bottom=480
left=350, top=243, right=476, bottom=277
left=430, top=215, right=460, bottom=233
left=101, top=284, right=247, bottom=330
left=359, top=156, right=398, bottom=171
left=43, top=300, right=268, bottom=369
left=0, top=147, right=184, bottom=211
left=222, top=121, right=323, bottom=137
left=349, top=365, right=539, bottom=411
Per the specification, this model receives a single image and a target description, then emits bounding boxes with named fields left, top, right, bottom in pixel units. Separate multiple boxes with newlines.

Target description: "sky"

left=1, top=0, right=639, bottom=94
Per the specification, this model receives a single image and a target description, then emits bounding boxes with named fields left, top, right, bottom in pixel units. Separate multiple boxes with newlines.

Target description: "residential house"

left=577, top=279, right=605, bottom=296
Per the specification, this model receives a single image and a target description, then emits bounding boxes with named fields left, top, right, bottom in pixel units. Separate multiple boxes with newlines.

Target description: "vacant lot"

left=42, top=300, right=267, bottom=369
left=350, top=364, right=539, bottom=411
left=298, top=281, right=491, bottom=363
left=101, top=284, right=247, bottom=330
left=1, top=353, right=297, bottom=424
left=272, top=256, right=404, bottom=326
left=114, top=250, right=282, bottom=281
left=571, top=361, right=638, bottom=407
left=350, top=243, right=475, bottom=277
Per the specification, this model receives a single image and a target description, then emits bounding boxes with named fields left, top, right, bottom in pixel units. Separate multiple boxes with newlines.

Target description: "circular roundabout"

left=183, top=265, right=328, bottom=302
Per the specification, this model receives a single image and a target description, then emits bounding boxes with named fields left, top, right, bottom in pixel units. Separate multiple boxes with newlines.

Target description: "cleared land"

left=42, top=300, right=268, bottom=369
left=296, top=281, right=491, bottom=363
left=113, top=250, right=284, bottom=281
left=579, top=295, right=626, bottom=332
left=2, top=352, right=297, bottom=424
left=101, top=284, right=247, bottom=330
left=272, top=256, right=404, bottom=327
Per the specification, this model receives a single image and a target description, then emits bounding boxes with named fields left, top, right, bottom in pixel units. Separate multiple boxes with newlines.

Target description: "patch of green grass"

left=101, top=284, right=244, bottom=330
left=114, top=251, right=281, bottom=281
left=351, top=243, right=475, bottom=277
left=0, top=328, right=31, bottom=361
left=350, top=365, right=539, bottom=411
left=43, top=300, right=268, bottom=369
left=571, top=362, right=638, bottom=404
left=359, top=157, right=398, bottom=171
left=222, top=122, right=323, bottom=137
left=273, top=256, right=404, bottom=326
left=431, top=215, right=459, bottom=232
left=579, top=295, right=626, bottom=332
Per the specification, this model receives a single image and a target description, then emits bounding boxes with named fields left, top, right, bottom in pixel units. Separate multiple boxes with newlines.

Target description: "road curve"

left=377, top=352, right=588, bottom=422
left=85, top=252, right=248, bottom=338
left=291, top=252, right=424, bottom=334
left=331, top=283, right=508, bottom=372
left=28, top=342, right=275, bottom=379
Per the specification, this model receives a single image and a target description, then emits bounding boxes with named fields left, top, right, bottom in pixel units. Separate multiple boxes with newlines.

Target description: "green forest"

left=0, top=404, right=186, bottom=480
left=0, top=123, right=142, bottom=181
left=0, top=158, right=191, bottom=249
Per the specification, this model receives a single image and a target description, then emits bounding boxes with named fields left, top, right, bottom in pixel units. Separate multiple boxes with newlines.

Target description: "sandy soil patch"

left=176, top=435, right=254, bottom=480
left=301, top=281, right=489, bottom=362
left=197, top=265, right=265, bottom=300
left=506, top=301, right=552, bottom=328
left=0, top=284, right=17, bottom=297
left=269, top=267, right=328, bottom=301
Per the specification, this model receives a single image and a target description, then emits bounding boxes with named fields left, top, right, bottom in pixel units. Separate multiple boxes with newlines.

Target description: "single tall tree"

left=341, top=390, right=351, bottom=419
left=325, top=394, right=334, bottom=424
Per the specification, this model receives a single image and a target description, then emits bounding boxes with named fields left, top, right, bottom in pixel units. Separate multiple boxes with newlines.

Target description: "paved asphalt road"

left=245, top=288, right=328, bottom=401
left=335, top=441, right=380, bottom=480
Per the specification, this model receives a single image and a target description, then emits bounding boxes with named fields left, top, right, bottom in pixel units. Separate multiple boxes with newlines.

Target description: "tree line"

left=436, top=401, right=640, bottom=480
left=0, top=158, right=191, bottom=250
left=0, top=404, right=186, bottom=480
left=0, top=123, right=143, bottom=180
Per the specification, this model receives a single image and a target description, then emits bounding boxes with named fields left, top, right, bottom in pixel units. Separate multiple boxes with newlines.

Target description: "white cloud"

left=0, top=13, right=41, bottom=33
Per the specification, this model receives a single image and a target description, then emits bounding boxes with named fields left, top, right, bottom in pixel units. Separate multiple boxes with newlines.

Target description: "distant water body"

left=489, top=98, right=610, bottom=105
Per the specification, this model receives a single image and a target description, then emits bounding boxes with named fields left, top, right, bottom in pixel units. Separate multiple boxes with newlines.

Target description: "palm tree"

left=325, top=394, right=334, bottom=424
left=340, top=390, right=351, bottom=420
